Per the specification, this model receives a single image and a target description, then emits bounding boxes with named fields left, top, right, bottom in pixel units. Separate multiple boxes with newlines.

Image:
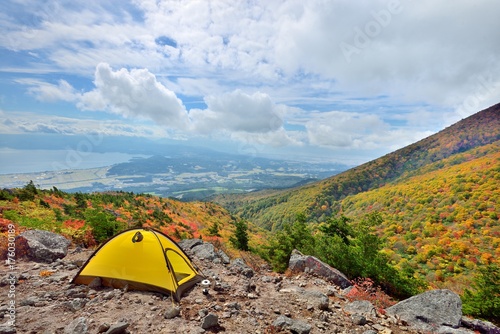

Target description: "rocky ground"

left=1, top=236, right=498, bottom=334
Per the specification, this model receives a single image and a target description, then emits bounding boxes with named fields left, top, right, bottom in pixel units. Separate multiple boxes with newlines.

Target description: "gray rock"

left=191, top=243, right=217, bottom=261
left=273, top=315, right=312, bottom=334
left=65, top=287, right=88, bottom=299
left=351, top=314, right=367, bottom=326
left=299, top=290, right=330, bottom=311
left=0, top=325, right=16, bottom=334
left=225, top=302, right=241, bottom=310
left=49, top=272, right=70, bottom=283
left=17, top=229, right=71, bottom=263
left=105, top=321, right=129, bottom=334
left=20, top=296, right=38, bottom=306
left=88, top=277, right=102, bottom=289
left=218, top=250, right=231, bottom=264
left=64, top=317, right=88, bottom=334
left=436, top=326, right=475, bottom=334
left=64, top=298, right=88, bottom=312
left=164, top=305, right=181, bottom=319
left=177, top=238, right=203, bottom=251
left=288, top=249, right=351, bottom=288
left=344, top=300, right=377, bottom=317
left=201, top=313, right=219, bottom=330
left=230, top=258, right=254, bottom=278
left=0, top=274, right=17, bottom=287
left=461, top=316, right=500, bottom=334
left=386, top=289, right=463, bottom=332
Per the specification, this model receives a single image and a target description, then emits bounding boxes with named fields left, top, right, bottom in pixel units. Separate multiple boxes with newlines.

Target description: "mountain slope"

left=0, top=188, right=267, bottom=259
left=340, top=141, right=500, bottom=289
left=216, top=103, right=500, bottom=230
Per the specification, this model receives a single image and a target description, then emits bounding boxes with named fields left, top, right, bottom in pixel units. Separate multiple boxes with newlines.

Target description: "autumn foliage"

left=0, top=187, right=253, bottom=253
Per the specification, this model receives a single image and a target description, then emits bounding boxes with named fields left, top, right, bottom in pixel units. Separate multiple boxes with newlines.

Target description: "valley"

left=0, top=153, right=349, bottom=201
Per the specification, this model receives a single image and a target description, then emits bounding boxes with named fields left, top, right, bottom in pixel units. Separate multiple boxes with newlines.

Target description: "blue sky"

left=1, top=0, right=499, bottom=171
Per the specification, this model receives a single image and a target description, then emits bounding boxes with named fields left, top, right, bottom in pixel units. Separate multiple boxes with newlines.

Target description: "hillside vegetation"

left=214, top=103, right=500, bottom=230
left=211, top=103, right=500, bottom=322
left=341, top=142, right=500, bottom=289
left=0, top=186, right=267, bottom=258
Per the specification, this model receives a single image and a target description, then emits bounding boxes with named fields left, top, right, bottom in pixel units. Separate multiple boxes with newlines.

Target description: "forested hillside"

left=0, top=186, right=266, bottom=258
left=215, top=103, right=500, bottom=230
left=211, top=103, right=500, bottom=307
left=341, top=142, right=500, bottom=290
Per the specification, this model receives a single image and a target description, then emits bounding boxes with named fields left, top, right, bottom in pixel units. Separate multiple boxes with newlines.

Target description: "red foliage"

left=345, top=278, right=396, bottom=309
left=0, top=218, right=15, bottom=232
left=83, top=229, right=97, bottom=248
left=62, top=219, right=85, bottom=230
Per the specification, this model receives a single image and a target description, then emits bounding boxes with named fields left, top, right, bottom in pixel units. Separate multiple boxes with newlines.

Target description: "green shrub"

left=462, top=263, right=500, bottom=324
left=84, top=209, right=123, bottom=243
left=261, top=213, right=314, bottom=272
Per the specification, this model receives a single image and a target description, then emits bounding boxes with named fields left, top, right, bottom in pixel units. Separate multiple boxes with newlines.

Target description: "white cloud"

left=0, top=111, right=170, bottom=138
left=189, top=90, right=284, bottom=134
left=79, top=63, right=190, bottom=130
left=305, top=111, right=387, bottom=148
left=304, top=110, right=433, bottom=151
left=15, top=78, right=78, bottom=102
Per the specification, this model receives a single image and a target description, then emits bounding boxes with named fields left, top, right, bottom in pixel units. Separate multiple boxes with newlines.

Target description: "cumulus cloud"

left=79, top=63, right=190, bottom=130
left=19, top=63, right=291, bottom=142
left=77, top=64, right=289, bottom=138
left=189, top=90, right=284, bottom=134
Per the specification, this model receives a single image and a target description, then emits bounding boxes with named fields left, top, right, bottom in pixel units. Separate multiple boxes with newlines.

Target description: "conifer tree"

left=230, top=220, right=249, bottom=251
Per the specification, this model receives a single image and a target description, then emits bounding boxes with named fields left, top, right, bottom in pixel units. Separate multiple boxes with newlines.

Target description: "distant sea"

left=0, top=148, right=145, bottom=174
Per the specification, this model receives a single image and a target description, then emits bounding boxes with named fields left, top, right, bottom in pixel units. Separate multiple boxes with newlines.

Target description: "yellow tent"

left=71, top=228, right=204, bottom=301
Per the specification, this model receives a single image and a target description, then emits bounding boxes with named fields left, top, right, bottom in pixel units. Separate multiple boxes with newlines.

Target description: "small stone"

left=0, top=325, right=16, bottom=334
left=247, top=293, right=258, bottom=299
left=88, top=277, right=102, bottom=289
left=105, top=321, right=129, bottom=334
left=351, top=314, right=367, bottom=326
left=64, top=317, right=88, bottom=334
left=103, top=291, right=115, bottom=300
left=164, top=305, right=181, bottom=319
left=98, top=323, right=110, bottom=333
left=201, top=313, right=219, bottom=330
left=20, top=296, right=38, bottom=306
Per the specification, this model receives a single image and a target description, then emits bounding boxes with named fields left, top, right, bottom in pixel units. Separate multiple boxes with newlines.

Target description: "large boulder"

left=386, top=289, right=463, bottom=332
left=288, top=249, right=351, bottom=288
left=191, top=242, right=218, bottom=261
left=17, top=229, right=71, bottom=263
left=177, top=238, right=203, bottom=252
